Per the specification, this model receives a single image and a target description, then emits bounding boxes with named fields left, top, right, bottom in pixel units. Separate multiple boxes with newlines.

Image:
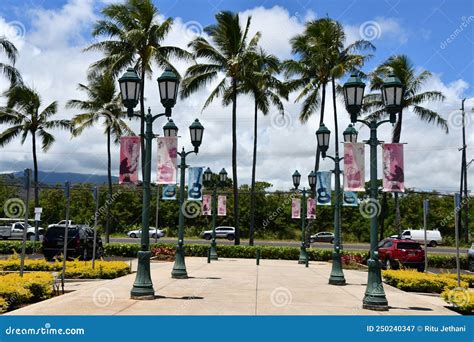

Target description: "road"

left=109, top=237, right=466, bottom=255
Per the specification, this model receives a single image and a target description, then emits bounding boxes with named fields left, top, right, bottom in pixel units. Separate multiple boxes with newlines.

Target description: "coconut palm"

left=85, top=0, right=190, bottom=179
left=181, top=11, right=260, bottom=245
left=237, top=48, right=288, bottom=245
left=67, top=72, right=134, bottom=243
left=363, top=54, right=447, bottom=234
left=0, top=84, right=71, bottom=217
left=0, top=36, right=20, bottom=84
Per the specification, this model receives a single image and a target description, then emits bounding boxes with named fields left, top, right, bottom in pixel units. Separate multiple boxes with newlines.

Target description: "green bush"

left=0, top=273, right=54, bottom=311
left=383, top=270, right=468, bottom=293
left=428, top=254, right=469, bottom=269
left=0, top=241, right=41, bottom=254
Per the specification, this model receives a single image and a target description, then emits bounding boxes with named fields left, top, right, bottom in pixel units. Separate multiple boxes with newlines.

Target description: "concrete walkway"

left=7, top=257, right=457, bottom=315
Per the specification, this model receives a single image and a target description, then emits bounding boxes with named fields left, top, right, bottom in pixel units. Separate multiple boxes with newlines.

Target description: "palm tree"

left=181, top=11, right=260, bottom=245
left=0, top=37, right=21, bottom=84
left=85, top=0, right=190, bottom=179
left=363, top=54, right=447, bottom=234
left=67, top=72, right=134, bottom=243
left=237, top=48, right=288, bottom=245
left=0, top=84, right=71, bottom=217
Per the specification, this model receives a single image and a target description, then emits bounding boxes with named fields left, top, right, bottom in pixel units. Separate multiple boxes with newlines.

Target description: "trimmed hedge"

left=383, top=270, right=468, bottom=293
left=441, top=288, right=474, bottom=315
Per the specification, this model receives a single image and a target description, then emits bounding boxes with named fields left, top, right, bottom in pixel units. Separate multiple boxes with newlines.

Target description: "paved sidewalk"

left=7, top=258, right=457, bottom=315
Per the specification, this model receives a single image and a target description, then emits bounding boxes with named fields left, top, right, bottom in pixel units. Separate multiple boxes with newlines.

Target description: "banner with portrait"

left=343, top=191, right=359, bottom=207
left=162, top=184, right=176, bottom=200
left=307, top=198, right=316, bottom=219
left=202, top=195, right=212, bottom=216
left=187, top=167, right=204, bottom=201
left=316, top=171, right=332, bottom=206
left=343, top=142, right=365, bottom=192
left=156, top=137, right=177, bottom=184
left=382, top=143, right=405, bottom=192
left=291, top=198, right=301, bottom=219
left=217, top=195, right=226, bottom=216
left=119, top=136, right=140, bottom=184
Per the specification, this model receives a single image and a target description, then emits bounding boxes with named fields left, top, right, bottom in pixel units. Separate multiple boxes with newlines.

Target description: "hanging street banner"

left=291, top=198, right=301, bottom=219
left=202, top=194, right=212, bottom=215
left=119, top=136, right=140, bottom=184
left=316, top=171, right=332, bottom=206
left=307, top=198, right=316, bottom=219
left=382, top=143, right=405, bottom=192
left=343, top=142, right=365, bottom=192
left=156, top=137, right=178, bottom=184
left=187, top=167, right=204, bottom=201
left=217, top=195, right=227, bottom=216
left=343, top=191, right=359, bottom=207
left=162, top=184, right=177, bottom=200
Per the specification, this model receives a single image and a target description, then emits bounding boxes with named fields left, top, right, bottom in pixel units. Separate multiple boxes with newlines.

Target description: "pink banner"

left=217, top=195, right=226, bottom=216
left=156, top=137, right=178, bottom=184
left=291, top=198, right=301, bottom=219
left=202, top=195, right=211, bottom=215
left=119, top=136, right=140, bottom=184
left=344, top=142, right=365, bottom=192
left=307, top=198, right=316, bottom=219
left=382, top=143, right=405, bottom=192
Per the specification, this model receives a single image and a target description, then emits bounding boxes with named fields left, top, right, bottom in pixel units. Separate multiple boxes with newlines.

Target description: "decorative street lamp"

left=343, top=72, right=403, bottom=310
left=203, top=167, right=228, bottom=260
left=292, top=170, right=316, bottom=264
left=172, top=119, right=205, bottom=279
left=118, top=67, right=179, bottom=299
left=316, top=123, right=348, bottom=285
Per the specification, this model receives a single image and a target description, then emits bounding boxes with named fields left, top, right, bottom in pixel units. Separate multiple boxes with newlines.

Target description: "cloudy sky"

left=0, top=0, right=472, bottom=192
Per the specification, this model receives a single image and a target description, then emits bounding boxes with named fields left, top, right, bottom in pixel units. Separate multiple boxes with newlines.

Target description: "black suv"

left=42, top=225, right=103, bottom=261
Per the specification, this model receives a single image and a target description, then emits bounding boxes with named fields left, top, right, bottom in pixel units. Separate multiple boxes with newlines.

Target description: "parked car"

left=378, top=238, right=425, bottom=272
left=468, top=243, right=474, bottom=272
left=48, top=220, right=74, bottom=228
left=42, top=225, right=103, bottom=261
left=127, top=227, right=165, bottom=239
left=201, top=226, right=235, bottom=241
left=309, top=232, right=334, bottom=244
left=0, top=222, right=43, bottom=241
left=390, top=229, right=442, bottom=247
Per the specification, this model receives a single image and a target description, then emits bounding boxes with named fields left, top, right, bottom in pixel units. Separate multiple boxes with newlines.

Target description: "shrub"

left=428, top=254, right=469, bottom=269
left=151, top=246, right=175, bottom=261
left=382, top=270, right=468, bottom=293
left=440, top=273, right=474, bottom=288
left=441, top=287, right=474, bottom=315
left=0, top=273, right=54, bottom=311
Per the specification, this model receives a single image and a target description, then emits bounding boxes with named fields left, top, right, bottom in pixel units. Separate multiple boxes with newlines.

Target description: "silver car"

left=127, top=227, right=165, bottom=239
left=201, top=226, right=235, bottom=241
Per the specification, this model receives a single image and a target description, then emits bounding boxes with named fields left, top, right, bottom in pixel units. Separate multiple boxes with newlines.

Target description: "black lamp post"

left=118, top=67, right=179, bottom=299
left=292, top=170, right=316, bottom=264
left=203, top=167, right=228, bottom=260
left=172, top=119, right=205, bottom=279
left=343, top=73, right=403, bottom=310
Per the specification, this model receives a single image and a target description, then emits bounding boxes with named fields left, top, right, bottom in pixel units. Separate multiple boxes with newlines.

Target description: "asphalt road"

left=109, top=237, right=466, bottom=255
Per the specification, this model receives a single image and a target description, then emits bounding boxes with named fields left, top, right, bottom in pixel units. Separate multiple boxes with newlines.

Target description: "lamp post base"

left=363, top=257, right=389, bottom=311
left=210, top=240, right=218, bottom=260
left=172, top=244, right=188, bottom=279
left=329, top=251, right=346, bottom=285
left=298, top=246, right=308, bottom=264
left=130, top=250, right=155, bottom=299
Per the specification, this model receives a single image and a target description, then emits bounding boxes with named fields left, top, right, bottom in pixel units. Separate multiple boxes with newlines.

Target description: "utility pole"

left=458, top=99, right=469, bottom=243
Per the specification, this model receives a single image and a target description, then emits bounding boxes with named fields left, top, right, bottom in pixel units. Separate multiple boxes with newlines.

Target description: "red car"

left=377, top=238, right=425, bottom=272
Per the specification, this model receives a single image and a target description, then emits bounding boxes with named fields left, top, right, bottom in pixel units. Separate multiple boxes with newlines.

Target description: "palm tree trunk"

left=249, top=99, right=258, bottom=246
left=106, top=128, right=112, bottom=244
left=32, top=132, right=39, bottom=241
left=231, top=78, right=240, bottom=245
left=392, top=111, right=403, bottom=235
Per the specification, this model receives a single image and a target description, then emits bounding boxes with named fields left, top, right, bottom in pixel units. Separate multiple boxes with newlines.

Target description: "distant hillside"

left=3, top=171, right=119, bottom=185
